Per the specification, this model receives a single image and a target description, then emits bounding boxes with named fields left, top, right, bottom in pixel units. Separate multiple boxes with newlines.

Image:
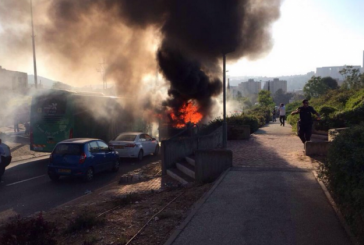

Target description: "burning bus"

left=30, top=89, right=145, bottom=152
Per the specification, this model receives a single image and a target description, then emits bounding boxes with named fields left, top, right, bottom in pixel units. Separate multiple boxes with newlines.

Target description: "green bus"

left=30, top=90, right=142, bottom=152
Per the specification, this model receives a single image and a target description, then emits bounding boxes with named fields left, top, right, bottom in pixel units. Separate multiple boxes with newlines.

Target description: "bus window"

left=37, top=94, right=67, bottom=116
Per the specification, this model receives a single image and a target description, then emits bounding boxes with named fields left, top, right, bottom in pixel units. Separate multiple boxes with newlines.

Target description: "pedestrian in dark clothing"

left=14, top=116, right=19, bottom=133
left=291, top=99, right=321, bottom=144
left=272, top=108, right=277, bottom=122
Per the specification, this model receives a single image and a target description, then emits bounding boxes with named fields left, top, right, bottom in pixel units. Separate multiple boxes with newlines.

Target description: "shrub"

left=65, top=210, right=105, bottom=234
left=319, top=124, right=364, bottom=242
left=227, top=115, right=259, bottom=133
left=345, top=88, right=364, bottom=110
left=0, top=213, right=58, bottom=245
left=111, top=193, right=142, bottom=206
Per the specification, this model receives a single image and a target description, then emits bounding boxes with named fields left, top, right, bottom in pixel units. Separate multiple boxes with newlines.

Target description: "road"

left=0, top=154, right=160, bottom=221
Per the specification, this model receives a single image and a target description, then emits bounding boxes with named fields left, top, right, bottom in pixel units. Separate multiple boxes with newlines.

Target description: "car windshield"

left=54, top=144, right=82, bottom=155
left=115, top=134, right=136, bottom=141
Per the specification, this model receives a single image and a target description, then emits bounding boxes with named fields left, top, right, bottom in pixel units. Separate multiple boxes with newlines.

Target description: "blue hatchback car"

left=48, top=138, right=120, bottom=181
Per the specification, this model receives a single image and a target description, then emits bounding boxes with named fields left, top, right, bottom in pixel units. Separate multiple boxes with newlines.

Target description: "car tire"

left=153, top=145, right=159, bottom=156
left=83, top=167, right=94, bottom=182
left=48, top=173, right=60, bottom=182
left=111, top=159, right=120, bottom=172
left=137, top=150, right=143, bottom=161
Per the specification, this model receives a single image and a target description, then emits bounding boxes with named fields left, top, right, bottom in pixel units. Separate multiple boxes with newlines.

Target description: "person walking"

left=0, top=139, right=5, bottom=181
left=13, top=115, right=19, bottom=133
left=291, top=99, right=321, bottom=144
left=272, top=108, right=277, bottom=122
left=279, top=103, right=286, bottom=126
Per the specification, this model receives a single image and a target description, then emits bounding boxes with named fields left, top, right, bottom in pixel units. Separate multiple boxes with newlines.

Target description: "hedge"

left=319, top=124, right=364, bottom=243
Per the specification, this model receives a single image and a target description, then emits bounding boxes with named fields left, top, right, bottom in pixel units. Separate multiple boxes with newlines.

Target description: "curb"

left=163, top=167, right=231, bottom=245
left=312, top=170, right=359, bottom=245
left=12, top=154, right=50, bottom=163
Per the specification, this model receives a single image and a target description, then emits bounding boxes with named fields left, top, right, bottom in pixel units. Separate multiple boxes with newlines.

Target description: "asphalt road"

left=0, top=154, right=160, bottom=221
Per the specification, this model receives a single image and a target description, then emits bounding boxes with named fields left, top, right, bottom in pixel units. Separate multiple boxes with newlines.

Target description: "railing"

left=161, top=126, right=222, bottom=174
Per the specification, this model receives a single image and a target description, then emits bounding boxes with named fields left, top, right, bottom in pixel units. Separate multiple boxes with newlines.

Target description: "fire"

left=170, top=101, right=203, bottom=128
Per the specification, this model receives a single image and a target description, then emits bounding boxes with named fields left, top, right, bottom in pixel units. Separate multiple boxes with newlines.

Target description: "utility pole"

left=96, top=59, right=107, bottom=90
left=222, top=53, right=227, bottom=149
left=30, top=0, right=38, bottom=89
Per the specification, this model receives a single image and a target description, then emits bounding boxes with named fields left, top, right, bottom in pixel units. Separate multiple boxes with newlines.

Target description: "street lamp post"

left=30, top=0, right=38, bottom=89
left=222, top=53, right=227, bottom=149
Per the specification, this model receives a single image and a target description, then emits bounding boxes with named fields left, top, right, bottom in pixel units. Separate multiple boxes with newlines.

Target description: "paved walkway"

left=167, top=122, right=352, bottom=245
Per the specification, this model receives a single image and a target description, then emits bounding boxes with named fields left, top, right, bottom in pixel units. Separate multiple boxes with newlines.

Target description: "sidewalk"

left=166, top=122, right=352, bottom=245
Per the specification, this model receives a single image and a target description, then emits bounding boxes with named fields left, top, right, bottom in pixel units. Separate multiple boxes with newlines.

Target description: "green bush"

left=200, top=115, right=260, bottom=136
left=319, top=124, right=364, bottom=242
left=345, top=88, right=364, bottom=110
left=227, top=115, right=259, bottom=133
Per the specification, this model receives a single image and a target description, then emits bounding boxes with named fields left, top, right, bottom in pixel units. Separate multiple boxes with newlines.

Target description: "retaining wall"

left=195, top=149, right=232, bottom=183
left=161, top=127, right=222, bottom=175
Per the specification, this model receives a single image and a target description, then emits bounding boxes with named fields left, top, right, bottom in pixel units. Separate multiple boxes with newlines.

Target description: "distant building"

left=316, top=66, right=361, bottom=81
left=237, top=79, right=261, bottom=97
left=0, top=66, right=28, bottom=94
left=263, top=78, right=287, bottom=95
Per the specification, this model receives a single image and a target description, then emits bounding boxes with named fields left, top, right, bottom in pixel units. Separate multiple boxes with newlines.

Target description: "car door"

left=97, top=140, right=111, bottom=171
left=144, top=134, right=154, bottom=154
left=88, top=141, right=104, bottom=173
left=138, top=134, right=148, bottom=155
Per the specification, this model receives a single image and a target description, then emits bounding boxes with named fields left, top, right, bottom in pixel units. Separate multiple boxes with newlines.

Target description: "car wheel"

left=48, top=173, right=60, bottom=182
left=153, top=145, right=159, bottom=156
left=137, top=150, right=143, bottom=161
left=111, top=159, right=120, bottom=172
left=83, top=167, right=94, bottom=182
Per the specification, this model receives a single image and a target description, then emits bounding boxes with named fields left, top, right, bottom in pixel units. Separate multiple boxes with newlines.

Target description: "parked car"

left=109, top=132, right=159, bottom=161
left=0, top=141, right=12, bottom=181
left=47, top=138, right=119, bottom=182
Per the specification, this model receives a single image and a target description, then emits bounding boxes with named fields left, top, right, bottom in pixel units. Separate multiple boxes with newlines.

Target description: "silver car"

left=109, top=132, right=159, bottom=161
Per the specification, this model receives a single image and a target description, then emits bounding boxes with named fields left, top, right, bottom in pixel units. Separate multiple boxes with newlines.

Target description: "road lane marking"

left=6, top=175, right=47, bottom=186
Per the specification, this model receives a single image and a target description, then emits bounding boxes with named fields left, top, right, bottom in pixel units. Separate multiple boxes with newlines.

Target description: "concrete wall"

left=161, top=127, right=222, bottom=175
left=305, top=142, right=332, bottom=156
left=228, top=125, right=250, bottom=140
left=0, top=67, right=28, bottom=93
left=195, top=149, right=232, bottom=183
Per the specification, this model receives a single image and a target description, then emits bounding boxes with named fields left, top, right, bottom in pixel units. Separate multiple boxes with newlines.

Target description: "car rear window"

left=115, top=134, right=136, bottom=141
left=54, top=144, right=82, bottom=155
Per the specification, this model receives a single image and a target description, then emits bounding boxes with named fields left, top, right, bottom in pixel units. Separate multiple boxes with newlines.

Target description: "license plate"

left=58, top=169, right=71, bottom=173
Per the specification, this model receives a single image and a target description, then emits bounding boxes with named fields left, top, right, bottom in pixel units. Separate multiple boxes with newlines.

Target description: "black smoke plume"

left=0, top=0, right=282, bottom=121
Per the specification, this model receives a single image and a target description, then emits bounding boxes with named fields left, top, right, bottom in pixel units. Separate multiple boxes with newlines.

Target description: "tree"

left=258, top=90, right=274, bottom=107
left=321, top=77, right=338, bottom=90
left=339, top=66, right=364, bottom=90
left=303, top=76, right=330, bottom=98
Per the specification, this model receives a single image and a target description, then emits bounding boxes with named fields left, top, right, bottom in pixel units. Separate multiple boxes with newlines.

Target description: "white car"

left=109, top=132, right=159, bottom=161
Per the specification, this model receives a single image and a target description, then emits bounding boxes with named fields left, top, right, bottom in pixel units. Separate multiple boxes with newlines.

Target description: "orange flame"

left=170, top=101, right=203, bottom=128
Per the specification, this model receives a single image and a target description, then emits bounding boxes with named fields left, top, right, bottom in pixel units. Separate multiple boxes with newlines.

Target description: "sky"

left=0, top=0, right=363, bottom=83
left=228, top=0, right=364, bottom=77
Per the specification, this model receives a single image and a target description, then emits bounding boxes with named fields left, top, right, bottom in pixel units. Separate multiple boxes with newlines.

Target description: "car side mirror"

left=151, top=138, right=156, bottom=141
left=108, top=146, right=114, bottom=151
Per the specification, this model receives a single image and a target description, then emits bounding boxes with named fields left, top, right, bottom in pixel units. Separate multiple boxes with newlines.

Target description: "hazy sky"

left=0, top=0, right=363, bottom=83
left=228, top=0, right=364, bottom=77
